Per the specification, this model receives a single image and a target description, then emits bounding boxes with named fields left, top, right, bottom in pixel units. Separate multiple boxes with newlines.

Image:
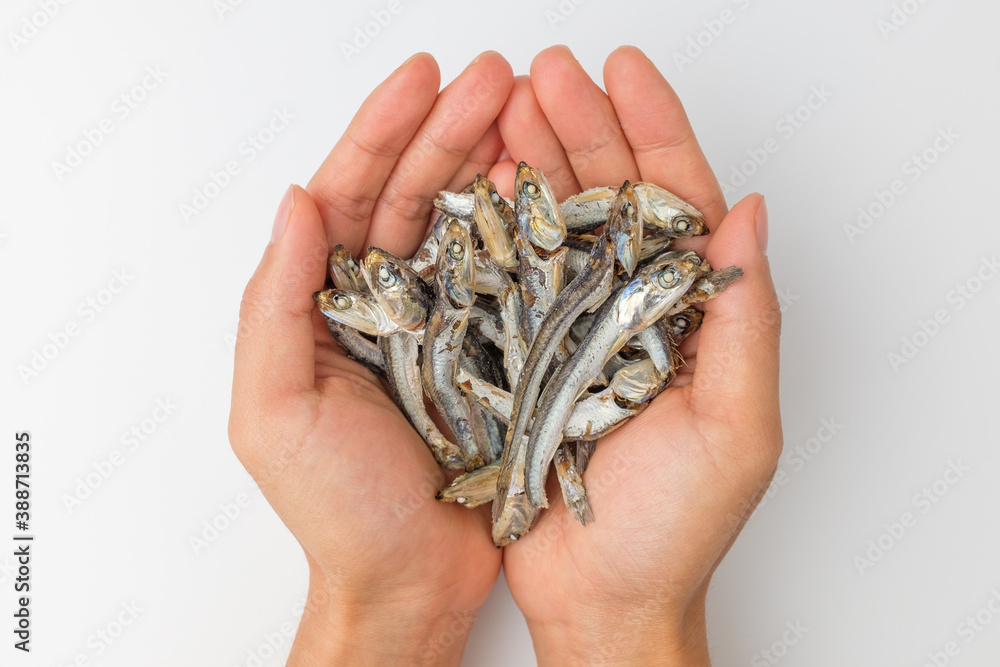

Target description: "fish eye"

left=377, top=265, right=395, bottom=286
left=346, top=258, right=359, bottom=273
left=657, top=269, right=680, bottom=288
left=675, top=217, right=690, bottom=231
left=522, top=181, right=539, bottom=199
left=673, top=315, right=690, bottom=329
left=333, top=294, right=351, bottom=310
left=448, top=240, right=465, bottom=260
left=622, top=201, right=634, bottom=217
left=490, top=190, right=500, bottom=205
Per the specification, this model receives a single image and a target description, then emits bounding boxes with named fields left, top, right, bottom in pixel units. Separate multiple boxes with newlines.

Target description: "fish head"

left=436, top=219, right=477, bottom=309
left=328, top=245, right=366, bottom=292
left=472, top=175, right=517, bottom=269
left=362, top=247, right=430, bottom=331
left=473, top=174, right=513, bottom=220
left=610, top=358, right=663, bottom=405
left=615, top=250, right=704, bottom=331
left=314, top=288, right=391, bottom=337
left=635, top=182, right=708, bottom=237
left=514, top=162, right=566, bottom=251
left=606, top=180, right=642, bottom=276
left=666, top=307, right=704, bottom=343
left=492, top=495, right=540, bottom=547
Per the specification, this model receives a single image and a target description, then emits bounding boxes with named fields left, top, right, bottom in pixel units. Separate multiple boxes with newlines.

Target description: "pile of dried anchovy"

left=315, top=163, right=741, bottom=546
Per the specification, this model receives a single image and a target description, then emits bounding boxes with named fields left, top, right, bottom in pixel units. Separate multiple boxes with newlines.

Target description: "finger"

left=396, top=123, right=506, bottom=255
left=233, top=186, right=328, bottom=411
left=365, top=51, right=514, bottom=257
left=690, top=194, right=781, bottom=442
left=497, top=75, right=581, bottom=199
left=311, top=307, right=382, bottom=388
left=444, top=121, right=506, bottom=193
left=604, top=45, right=728, bottom=228
left=529, top=45, right=640, bottom=189
left=307, top=53, right=441, bottom=256
left=486, top=160, right=517, bottom=199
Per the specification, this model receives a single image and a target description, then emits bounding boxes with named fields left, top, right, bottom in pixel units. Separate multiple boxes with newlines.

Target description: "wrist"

left=288, top=566, right=478, bottom=666
left=525, top=590, right=710, bottom=666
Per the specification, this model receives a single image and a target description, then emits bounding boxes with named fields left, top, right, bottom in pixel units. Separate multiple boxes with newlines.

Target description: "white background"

left=3, top=0, right=999, bottom=665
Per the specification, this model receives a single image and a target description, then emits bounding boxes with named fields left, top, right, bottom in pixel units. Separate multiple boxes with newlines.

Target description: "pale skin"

left=229, top=45, right=782, bottom=666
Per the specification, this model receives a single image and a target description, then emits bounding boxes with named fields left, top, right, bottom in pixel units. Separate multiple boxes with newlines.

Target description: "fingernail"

left=554, top=44, right=577, bottom=61
left=755, top=195, right=768, bottom=254
left=617, top=44, right=647, bottom=61
left=397, top=52, right=425, bottom=70
left=469, top=50, right=498, bottom=67
left=271, top=185, right=294, bottom=244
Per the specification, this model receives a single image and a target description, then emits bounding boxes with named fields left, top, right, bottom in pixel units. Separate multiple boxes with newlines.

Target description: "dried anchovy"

left=310, top=162, right=743, bottom=546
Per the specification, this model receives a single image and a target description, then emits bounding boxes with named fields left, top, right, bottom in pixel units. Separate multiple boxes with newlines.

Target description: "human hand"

left=489, top=46, right=783, bottom=666
left=228, top=51, right=513, bottom=666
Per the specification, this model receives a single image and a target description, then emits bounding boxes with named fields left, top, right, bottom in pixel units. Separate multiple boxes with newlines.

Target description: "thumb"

left=691, top=194, right=781, bottom=435
left=233, top=185, right=328, bottom=409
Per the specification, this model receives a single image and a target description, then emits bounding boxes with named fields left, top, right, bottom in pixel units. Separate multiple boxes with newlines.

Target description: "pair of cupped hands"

left=228, top=45, right=782, bottom=665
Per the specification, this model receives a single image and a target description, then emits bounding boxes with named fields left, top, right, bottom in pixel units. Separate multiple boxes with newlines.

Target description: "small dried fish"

left=524, top=251, right=707, bottom=507
left=422, top=220, right=487, bottom=471
left=382, top=332, right=465, bottom=469
left=311, top=161, right=746, bottom=547
left=472, top=175, right=518, bottom=270
left=362, top=248, right=433, bottom=333
left=498, top=183, right=640, bottom=520
left=437, top=463, right=500, bottom=508
left=315, top=289, right=399, bottom=337
left=514, top=161, right=567, bottom=252
left=437, top=181, right=707, bottom=237
left=360, top=255, right=466, bottom=468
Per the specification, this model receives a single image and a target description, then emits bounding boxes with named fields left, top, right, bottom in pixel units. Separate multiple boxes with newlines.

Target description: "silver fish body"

left=500, top=183, right=639, bottom=517
left=460, top=335, right=507, bottom=462
left=382, top=332, right=465, bottom=469
left=322, top=318, right=385, bottom=372
left=456, top=368, right=642, bottom=442
left=523, top=251, right=705, bottom=506
left=514, top=227, right=567, bottom=344
left=421, top=220, right=488, bottom=471
left=497, top=283, right=528, bottom=389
